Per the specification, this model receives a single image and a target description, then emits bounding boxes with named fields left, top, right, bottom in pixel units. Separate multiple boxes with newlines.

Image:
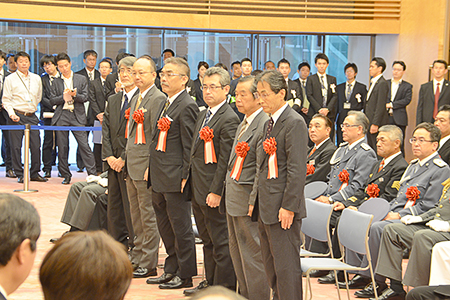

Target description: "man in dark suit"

left=416, top=60, right=450, bottom=125
left=249, top=70, right=307, bottom=300
left=306, top=53, right=338, bottom=125
left=306, top=114, right=336, bottom=184
left=0, top=50, right=14, bottom=178
left=125, top=56, right=165, bottom=278
left=386, top=61, right=413, bottom=152
left=90, top=59, right=112, bottom=174
left=0, top=194, right=40, bottom=300
left=50, top=52, right=96, bottom=184
left=435, top=105, right=450, bottom=165
left=40, top=55, right=59, bottom=178
left=229, top=58, right=252, bottom=97
left=295, top=61, right=311, bottom=124
left=146, top=57, right=198, bottom=289
left=277, top=58, right=305, bottom=119
left=184, top=67, right=240, bottom=296
left=366, top=57, right=390, bottom=150
left=335, top=63, right=367, bottom=144
left=102, top=56, right=139, bottom=254
left=224, top=76, right=270, bottom=300
left=104, top=52, right=134, bottom=99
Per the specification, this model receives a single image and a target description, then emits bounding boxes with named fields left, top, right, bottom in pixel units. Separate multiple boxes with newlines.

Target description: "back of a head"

left=40, top=231, right=132, bottom=300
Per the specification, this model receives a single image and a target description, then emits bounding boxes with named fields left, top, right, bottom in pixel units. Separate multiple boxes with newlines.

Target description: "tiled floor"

left=0, top=167, right=407, bottom=300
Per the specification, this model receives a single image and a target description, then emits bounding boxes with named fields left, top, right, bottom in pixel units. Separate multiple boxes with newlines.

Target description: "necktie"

left=378, top=159, right=385, bottom=172
left=320, top=75, right=327, bottom=107
left=160, top=98, right=170, bottom=119
left=89, top=72, right=94, bottom=81
left=202, top=110, right=212, bottom=129
left=301, top=80, right=309, bottom=108
left=120, top=94, right=129, bottom=118
left=346, top=83, right=352, bottom=101
left=237, top=119, right=248, bottom=140
left=309, top=146, right=316, bottom=157
left=265, top=117, right=274, bottom=140
left=434, top=83, right=441, bottom=119
left=136, top=94, right=143, bottom=109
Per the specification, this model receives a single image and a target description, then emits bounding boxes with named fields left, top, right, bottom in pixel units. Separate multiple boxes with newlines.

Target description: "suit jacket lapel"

left=439, top=80, right=450, bottom=100
left=261, top=106, right=290, bottom=165
left=229, top=111, right=263, bottom=163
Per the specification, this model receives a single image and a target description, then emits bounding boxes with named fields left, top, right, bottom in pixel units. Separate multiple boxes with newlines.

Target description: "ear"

left=223, top=85, right=230, bottom=94
left=15, top=239, right=32, bottom=265
left=279, top=89, right=286, bottom=99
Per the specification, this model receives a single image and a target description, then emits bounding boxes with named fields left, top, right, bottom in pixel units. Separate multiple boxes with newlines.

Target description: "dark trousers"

left=389, top=116, right=406, bottom=154
left=367, top=131, right=377, bottom=151
left=42, top=117, right=57, bottom=172
left=7, top=113, right=41, bottom=178
left=406, top=286, right=450, bottom=300
left=152, top=190, right=197, bottom=279
left=192, top=199, right=236, bottom=288
left=93, top=143, right=103, bottom=173
left=107, top=168, right=134, bottom=249
left=0, top=109, right=12, bottom=171
left=55, top=111, right=96, bottom=178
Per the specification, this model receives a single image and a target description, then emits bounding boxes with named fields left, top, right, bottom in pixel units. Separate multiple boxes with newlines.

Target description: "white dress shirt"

left=2, top=70, right=42, bottom=116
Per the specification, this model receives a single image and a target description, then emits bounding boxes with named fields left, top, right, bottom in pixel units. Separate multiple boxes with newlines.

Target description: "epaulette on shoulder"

left=434, top=158, right=447, bottom=168
left=360, top=143, right=371, bottom=151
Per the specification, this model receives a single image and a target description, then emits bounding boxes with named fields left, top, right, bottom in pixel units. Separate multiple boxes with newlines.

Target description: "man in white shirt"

left=2, top=51, right=46, bottom=183
left=0, top=193, right=40, bottom=300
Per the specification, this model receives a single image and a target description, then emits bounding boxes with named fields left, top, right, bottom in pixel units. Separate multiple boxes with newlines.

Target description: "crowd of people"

left=1, top=47, right=450, bottom=300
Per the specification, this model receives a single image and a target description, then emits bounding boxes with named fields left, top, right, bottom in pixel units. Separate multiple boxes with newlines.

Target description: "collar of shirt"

left=434, top=79, right=444, bottom=92
left=208, top=99, right=227, bottom=117
left=124, top=86, right=138, bottom=102
left=271, top=103, right=289, bottom=125
left=17, top=69, right=29, bottom=79
left=318, top=73, right=327, bottom=85
left=315, top=137, right=330, bottom=150
left=139, top=84, right=155, bottom=99
left=440, top=135, right=450, bottom=150
left=418, top=151, right=438, bottom=166
left=346, top=80, right=355, bottom=88
left=300, top=79, right=307, bottom=86
left=371, top=74, right=383, bottom=84
left=167, top=89, right=184, bottom=106
left=62, top=71, right=74, bottom=81
left=50, top=72, right=60, bottom=79
left=101, top=77, right=106, bottom=84
left=383, top=151, right=402, bottom=166
left=245, top=107, right=263, bottom=127
left=86, top=68, right=94, bottom=76
left=0, top=284, right=7, bottom=299
left=348, top=137, right=365, bottom=150
left=285, top=78, right=289, bottom=84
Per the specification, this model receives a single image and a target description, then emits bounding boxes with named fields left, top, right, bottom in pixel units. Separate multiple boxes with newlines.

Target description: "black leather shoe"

left=58, top=172, right=63, bottom=178
left=62, top=177, right=71, bottom=185
left=133, top=267, right=157, bottom=278
left=355, top=282, right=388, bottom=298
left=77, top=168, right=84, bottom=173
left=17, top=177, right=23, bottom=183
left=159, top=276, right=193, bottom=289
left=6, top=170, right=16, bottom=178
left=146, top=272, right=175, bottom=284
left=31, top=175, right=48, bottom=182
left=369, top=287, right=405, bottom=300
left=338, top=275, right=372, bottom=289
left=308, top=269, right=329, bottom=278
left=44, top=170, right=51, bottom=178
left=183, top=280, right=209, bottom=296
left=318, top=271, right=345, bottom=284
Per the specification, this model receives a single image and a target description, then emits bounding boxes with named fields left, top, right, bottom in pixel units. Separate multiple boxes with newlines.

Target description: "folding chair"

left=301, top=208, right=377, bottom=300
left=301, top=198, right=333, bottom=257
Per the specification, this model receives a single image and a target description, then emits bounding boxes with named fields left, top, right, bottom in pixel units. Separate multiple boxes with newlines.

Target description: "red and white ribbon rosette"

left=199, top=126, right=217, bottom=164
left=366, top=183, right=380, bottom=198
left=124, top=108, right=131, bottom=139
left=156, top=117, right=172, bottom=152
left=263, top=137, right=278, bottom=179
left=404, top=186, right=420, bottom=209
left=230, top=141, right=250, bottom=181
left=132, top=109, right=146, bottom=144
left=306, top=163, right=315, bottom=176
left=338, top=169, right=349, bottom=190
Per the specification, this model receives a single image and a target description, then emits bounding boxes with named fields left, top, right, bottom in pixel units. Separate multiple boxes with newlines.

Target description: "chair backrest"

left=302, top=198, right=333, bottom=242
left=337, top=208, right=373, bottom=255
left=304, top=181, right=328, bottom=199
left=358, top=197, right=390, bottom=222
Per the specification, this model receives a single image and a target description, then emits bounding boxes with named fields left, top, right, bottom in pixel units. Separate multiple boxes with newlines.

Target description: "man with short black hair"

left=435, top=105, right=450, bottom=165
left=6, top=53, right=16, bottom=73
left=230, top=58, right=252, bottom=97
left=277, top=58, right=303, bottom=114
left=231, top=61, right=242, bottom=80
left=264, top=61, right=276, bottom=71
left=0, top=193, right=41, bottom=300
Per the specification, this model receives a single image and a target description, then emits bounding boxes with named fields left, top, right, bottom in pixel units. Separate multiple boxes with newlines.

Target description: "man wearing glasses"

left=184, top=67, right=240, bottom=295
left=347, top=123, right=450, bottom=300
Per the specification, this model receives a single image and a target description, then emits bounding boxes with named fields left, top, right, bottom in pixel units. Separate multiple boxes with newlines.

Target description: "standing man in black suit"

left=306, top=114, right=336, bottom=184
left=50, top=52, right=96, bottom=184
left=102, top=56, right=139, bottom=253
left=250, top=70, right=307, bottom=300
left=336, top=63, right=367, bottom=144
left=416, top=60, right=450, bottom=124
left=184, top=67, right=240, bottom=296
left=104, top=52, right=134, bottom=99
left=435, top=105, right=450, bottom=165
left=40, top=55, right=59, bottom=178
left=230, top=58, right=252, bottom=97
left=295, top=62, right=311, bottom=123
left=277, top=58, right=303, bottom=113
left=0, top=50, right=14, bottom=178
left=386, top=61, right=413, bottom=152
left=90, top=58, right=112, bottom=174
left=365, top=57, right=390, bottom=150
left=146, top=57, right=198, bottom=289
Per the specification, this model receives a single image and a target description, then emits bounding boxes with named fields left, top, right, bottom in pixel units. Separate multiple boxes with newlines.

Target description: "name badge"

left=343, top=102, right=351, bottom=109
left=309, top=159, right=315, bottom=165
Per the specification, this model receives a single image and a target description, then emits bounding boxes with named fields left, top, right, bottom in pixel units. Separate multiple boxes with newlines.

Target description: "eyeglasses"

left=340, top=124, right=360, bottom=129
left=159, top=72, right=185, bottom=79
left=409, top=137, right=434, bottom=144
left=201, top=84, right=224, bottom=91
left=254, top=92, right=275, bottom=100
left=119, top=68, right=132, bottom=75
left=131, top=71, right=151, bottom=77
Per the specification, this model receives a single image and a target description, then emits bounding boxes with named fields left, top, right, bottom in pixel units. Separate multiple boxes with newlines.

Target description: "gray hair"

left=237, top=75, right=257, bottom=94
left=118, top=56, right=137, bottom=69
left=164, top=57, right=191, bottom=81
left=378, top=125, right=403, bottom=147
left=204, top=67, right=231, bottom=86
left=255, top=70, right=287, bottom=100
left=347, top=110, right=369, bottom=134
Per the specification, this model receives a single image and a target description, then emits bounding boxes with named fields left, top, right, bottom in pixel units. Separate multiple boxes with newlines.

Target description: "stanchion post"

left=14, top=124, right=38, bottom=193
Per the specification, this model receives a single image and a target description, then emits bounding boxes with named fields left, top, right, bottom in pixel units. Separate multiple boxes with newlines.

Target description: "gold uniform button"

left=436, top=213, right=441, bottom=218
left=440, top=205, right=443, bottom=208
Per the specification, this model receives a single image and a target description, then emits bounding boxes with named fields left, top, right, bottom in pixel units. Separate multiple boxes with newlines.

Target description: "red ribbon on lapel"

left=156, top=117, right=171, bottom=152
left=230, top=141, right=250, bottom=181
left=199, top=126, right=217, bottom=164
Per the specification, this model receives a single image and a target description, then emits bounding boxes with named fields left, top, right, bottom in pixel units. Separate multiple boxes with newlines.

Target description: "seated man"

left=435, top=105, right=450, bottom=165
left=350, top=122, right=450, bottom=299
left=318, top=125, right=407, bottom=285
left=374, top=181, right=450, bottom=299
left=306, top=114, right=336, bottom=184
left=0, top=193, right=41, bottom=300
